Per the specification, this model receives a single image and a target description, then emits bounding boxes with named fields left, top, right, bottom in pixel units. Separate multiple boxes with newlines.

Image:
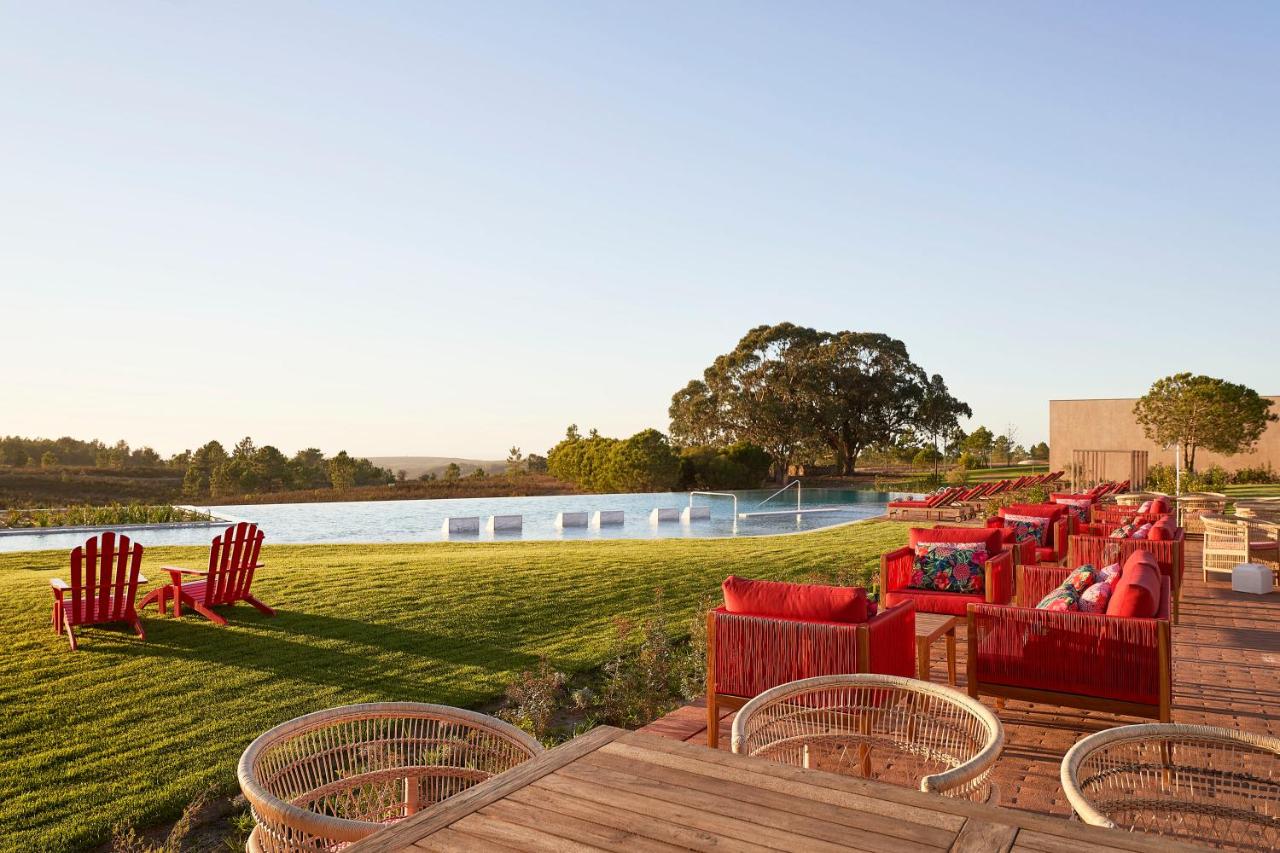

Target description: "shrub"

left=500, top=658, right=567, bottom=739
left=1231, top=463, right=1278, bottom=485
left=957, top=452, right=979, bottom=470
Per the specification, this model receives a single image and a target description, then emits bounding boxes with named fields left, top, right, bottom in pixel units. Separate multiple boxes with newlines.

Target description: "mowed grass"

left=0, top=520, right=910, bottom=852
left=1224, top=483, right=1280, bottom=499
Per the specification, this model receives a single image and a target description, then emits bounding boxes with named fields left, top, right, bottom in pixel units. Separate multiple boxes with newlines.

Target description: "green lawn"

left=0, top=521, right=909, bottom=852
left=1224, top=483, right=1280, bottom=499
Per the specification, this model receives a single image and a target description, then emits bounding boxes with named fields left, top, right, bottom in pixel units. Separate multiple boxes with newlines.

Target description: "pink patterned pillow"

left=1099, top=563, right=1121, bottom=584
left=1130, top=523, right=1152, bottom=539
left=1137, top=500, right=1154, bottom=513
left=1079, top=580, right=1113, bottom=613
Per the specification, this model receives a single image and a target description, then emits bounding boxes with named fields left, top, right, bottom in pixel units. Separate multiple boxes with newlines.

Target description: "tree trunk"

left=1185, top=443, right=1197, bottom=474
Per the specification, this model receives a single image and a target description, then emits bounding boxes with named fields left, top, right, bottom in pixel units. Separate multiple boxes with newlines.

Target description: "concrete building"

left=1049, top=396, right=1280, bottom=479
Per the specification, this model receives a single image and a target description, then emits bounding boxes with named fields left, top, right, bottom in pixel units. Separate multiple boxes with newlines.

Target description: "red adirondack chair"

left=50, top=531, right=148, bottom=651
left=140, top=521, right=274, bottom=625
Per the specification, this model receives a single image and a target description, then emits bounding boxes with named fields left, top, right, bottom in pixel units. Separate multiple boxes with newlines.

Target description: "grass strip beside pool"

left=0, top=519, right=909, bottom=852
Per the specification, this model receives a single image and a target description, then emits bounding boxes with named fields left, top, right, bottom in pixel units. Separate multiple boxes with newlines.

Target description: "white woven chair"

left=1177, top=492, right=1228, bottom=535
left=731, top=674, right=1004, bottom=802
left=238, top=702, right=543, bottom=852
left=1203, top=514, right=1280, bottom=584
left=1062, top=723, right=1280, bottom=850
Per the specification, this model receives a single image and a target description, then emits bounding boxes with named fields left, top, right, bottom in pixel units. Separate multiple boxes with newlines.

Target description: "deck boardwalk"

left=641, top=539, right=1280, bottom=819
left=350, top=727, right=1209, bottom=853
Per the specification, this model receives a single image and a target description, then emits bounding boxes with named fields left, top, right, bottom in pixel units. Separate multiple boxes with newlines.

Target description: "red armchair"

left=706, top=576, right=915, bottom=748
left=880, top=527, right=1013, bottom=616
left=1067, top=515, right=1184, bottom=622
left=985, top=502, right=1071, bottom=567
left=970, top=552, right=1172, bottom=722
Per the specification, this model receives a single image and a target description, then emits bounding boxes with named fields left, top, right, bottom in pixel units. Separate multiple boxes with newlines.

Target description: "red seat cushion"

left=909, top=526, right=1001, bottom=557
left=883, top=589, right=984, bottom=616
left=722, top=576, right=868, bottom=623
left=1034, top=547, right=1058, bottom=563
left=1106, top=552, right=1162, bottom=618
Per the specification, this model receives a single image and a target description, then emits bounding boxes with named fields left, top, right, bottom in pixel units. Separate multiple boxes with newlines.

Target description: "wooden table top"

left=914, top=612, right=959, bottom=641
left=349, top=726, right=1210, bottom=852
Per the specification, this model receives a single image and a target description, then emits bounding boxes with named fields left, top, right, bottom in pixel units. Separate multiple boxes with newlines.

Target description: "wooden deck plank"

left=561, top=755, right=947, bottom=853
left=447, top=812, right=612, bottom=852
left=476, top=796, right=687, bottom=852
left=533, top=769, right=815, bottom=852
left=581, top=745, right=954, bottom=850
left=949, top=818, right=1018, bottom=853
left=409, top=826, right=523, bottom=852
left=348, top=725, right=624, bottom=853
left=506, top=786, right=741, bottom=852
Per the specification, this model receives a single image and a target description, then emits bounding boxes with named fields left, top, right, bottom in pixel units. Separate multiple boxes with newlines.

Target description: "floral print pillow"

left=908, top=542, right=987, bottom=595
left=1109, top=523, right=1136, bottom=538
left=1099, top=563, right=1121, bottom=584
left=1078, top=581, right=1113, bottom=613
left=1054, top=497, right=1092, bottom=524
left=1036, top=586, right=1080, bottom=611
left=1003, top=513, right=1050, bottom=546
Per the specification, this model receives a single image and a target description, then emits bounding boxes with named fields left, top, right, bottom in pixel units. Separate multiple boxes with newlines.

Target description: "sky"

left=2, top=2, right=1277, bottom=459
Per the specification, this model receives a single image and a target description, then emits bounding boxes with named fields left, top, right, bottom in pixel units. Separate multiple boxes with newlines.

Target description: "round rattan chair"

left=1112, top=491, right=1173, bottom=507
left=1236, top=499, right=1280, bottom=524
left=238, top=702, right=543, bottom=852
left=1062, top=723, right=1280, bottom=850
left=731, top=674, right=1004, bottom=802
left=1177, top=492, right=1228, bottom=535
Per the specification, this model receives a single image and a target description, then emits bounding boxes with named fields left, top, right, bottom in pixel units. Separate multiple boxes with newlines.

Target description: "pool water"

left=0, top=488, right=904, bottom=552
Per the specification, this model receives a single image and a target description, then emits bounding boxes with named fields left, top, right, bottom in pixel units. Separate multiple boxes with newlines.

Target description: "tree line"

left=0, top=434, right=393, bottom=498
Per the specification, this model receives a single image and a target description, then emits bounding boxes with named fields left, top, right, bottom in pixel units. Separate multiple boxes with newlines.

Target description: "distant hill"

left=366, top=456, right=509, bottom=479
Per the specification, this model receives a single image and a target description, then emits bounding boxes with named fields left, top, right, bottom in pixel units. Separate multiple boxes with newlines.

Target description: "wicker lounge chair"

left=1061, top=722, right=1280, bottom=849
left=238, top=702, right=542, bottom=852
left=732, top=674, right=1004, bottom=802
left=1202, top=513, right=1279, bottom=584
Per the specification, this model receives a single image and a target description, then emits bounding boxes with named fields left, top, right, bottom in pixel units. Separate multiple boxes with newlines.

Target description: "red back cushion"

left=1000, top=503, right=1066, bottom=522
left=910, top=526, right=1002, bottom=557
left=1148, top=514, right=1178, bottom=541
left=722, top=576, right=868, bottom=623
left=1150, top=498, right=1171, bottom=514
left=1105, top=552, right=1162, bottom=618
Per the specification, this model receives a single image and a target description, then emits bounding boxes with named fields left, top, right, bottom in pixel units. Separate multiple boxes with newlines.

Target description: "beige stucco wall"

left=1049, top=397, right=1280, bottom=477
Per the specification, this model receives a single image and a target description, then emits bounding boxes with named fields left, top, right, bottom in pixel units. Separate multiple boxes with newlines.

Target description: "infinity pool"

left=0, top=488, right=904, bottom=552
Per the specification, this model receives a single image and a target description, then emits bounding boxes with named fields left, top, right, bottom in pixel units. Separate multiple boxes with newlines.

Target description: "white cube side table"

left=1232, top=563, right=1273, bottom=594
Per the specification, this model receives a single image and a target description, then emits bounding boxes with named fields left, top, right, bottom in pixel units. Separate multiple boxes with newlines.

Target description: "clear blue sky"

left=3, top=2, right=1276, bottom=459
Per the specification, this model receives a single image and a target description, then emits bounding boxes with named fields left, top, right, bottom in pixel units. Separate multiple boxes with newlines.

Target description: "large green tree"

left=1134, top=373, right=1277, bottom=472
left=808, top=332, right=928, bottom=475
left=915, top=374, right=973, bottom=480
left=672, top=323, right=823, bottom=482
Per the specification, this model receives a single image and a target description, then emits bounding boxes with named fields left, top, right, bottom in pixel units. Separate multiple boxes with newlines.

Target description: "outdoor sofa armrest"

left=50, top=578, right=70, bottom=591
left=162, top=566, right=208, bottom=577
left=879, top=546, right=914, bottom=595
left=983, top=548, right=1013, bottom=604
left=866, top=600, right=916, bottom=678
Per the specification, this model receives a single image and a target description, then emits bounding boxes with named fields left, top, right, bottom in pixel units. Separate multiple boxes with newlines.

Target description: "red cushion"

left=1148, top=515, right=1177, bottom=541
left=1105, top=552, right=1162, bottom=618
left=985, top=517, right=1003, bottom=529
left=910, top=527, right=1001, bottom=557
left=1000, top=503, right=1066, bottom=522
left=1150, top=498, right=1171, bottom=514
left=883, top=589, right=984, bottom=616
left=1034, top=547, right=1058, bottom=562
left=722, top=576, right=868, bottom=623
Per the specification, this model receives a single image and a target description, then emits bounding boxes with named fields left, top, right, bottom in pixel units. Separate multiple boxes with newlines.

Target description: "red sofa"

left=880, top=527, right=1013, bottom=616
left=706, top=576, right=915, bottom=748
left=1068, top=513, right=1185, bottom=621
left=969, top=551, right=1173, bottom=721
left=985, top=502, right=1071, bottom=567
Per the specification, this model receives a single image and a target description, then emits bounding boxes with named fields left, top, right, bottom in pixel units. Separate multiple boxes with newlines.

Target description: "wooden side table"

left=915, top=613, right=959, bottom=685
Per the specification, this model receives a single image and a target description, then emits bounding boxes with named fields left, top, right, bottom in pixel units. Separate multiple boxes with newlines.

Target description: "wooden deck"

left=644, top=539, right=1280, bottom=820
left=349, top=726, right=1207, bottom=853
